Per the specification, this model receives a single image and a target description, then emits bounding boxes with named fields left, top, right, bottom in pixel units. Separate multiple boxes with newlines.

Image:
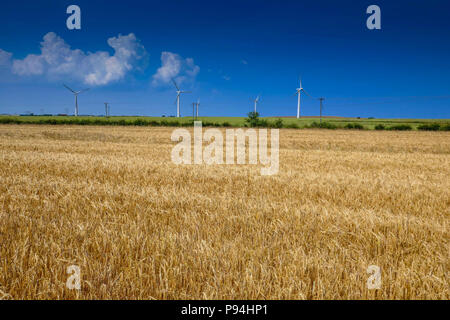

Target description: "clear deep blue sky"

left=0, top=0, right=449, bottom=118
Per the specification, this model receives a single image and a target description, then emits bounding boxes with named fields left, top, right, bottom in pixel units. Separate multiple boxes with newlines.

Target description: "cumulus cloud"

left=0, top=49, right=12, bottom=67
left=10, top=32, right=147, bottom=85
left=152, top=51, right=199, bottom=86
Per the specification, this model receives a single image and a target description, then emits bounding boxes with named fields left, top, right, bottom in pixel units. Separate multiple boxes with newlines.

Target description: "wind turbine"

left=63, top=84, right=90, bottom=116
left=252, top=95, right=261, bottom=113
left=196, top=99, right=200, bottom=119
left=172, top=79, right=191, bottom=118
left=294, top=77, right=312, bottom=119
left=104, top=102, right=110, bottom=117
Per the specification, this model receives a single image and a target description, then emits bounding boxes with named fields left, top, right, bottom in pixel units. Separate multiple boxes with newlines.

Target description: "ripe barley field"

left=0, top=124, right=448, bottom=300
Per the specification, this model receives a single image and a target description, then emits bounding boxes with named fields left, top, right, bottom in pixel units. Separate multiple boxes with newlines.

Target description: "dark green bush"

left=285, top=123, right=299, bottom=129
left=168, top=121, right=181, bottom=127
left=222, top=122, right=231, bottom=127
left=245, top=111, right=261, bottom=128
left=0, top=118, right=15, bottom=124
left=272, top=118, right=284, bottom=128
left=344, top=123, right=365, bottom=130
left=257, top=119, right=268, bottom=127
left=148, top=120, right=159, bottom=126
left=388, top=124, right=412, bottom=131
left=133, top=119, right=148, bottom=126
left=417, top=123, right=441, bottom=131
left=309, top=121, right=337, bottom=129
left=375, top=124, right=385, bottom=130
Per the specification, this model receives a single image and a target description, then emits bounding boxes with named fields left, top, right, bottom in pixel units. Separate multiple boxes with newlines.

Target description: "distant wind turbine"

left=252, top=95, right=261, bottom=113
left=104, top=102, right=110, bottom=117
left=196, top=99, right=200, bottom=119
left=172, top=79, right=191, bottom=118
left=63, top=84, right=90, bottom=116
left=294, top=77, right=312, bottom=119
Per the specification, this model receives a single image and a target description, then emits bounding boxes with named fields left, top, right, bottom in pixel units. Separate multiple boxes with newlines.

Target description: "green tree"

left=245, top=111, right=260, bottom=127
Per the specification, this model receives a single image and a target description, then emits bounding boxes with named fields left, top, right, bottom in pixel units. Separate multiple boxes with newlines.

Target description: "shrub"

left=285, top=123, right=299, bottom=129
left=440, top=123, right=450, bottom=131
left=94, top=119, right=108, bottom=125
left=314, top=122, right=337, bottom=129
left=257, top=119, right=268, bottom=128
left=272, top=118, right=284, bottom=128
left=133, top=119, right=148, bottom=126
left=388, top=124, right=412, bottom=131
left=222, top=122, right=231, bottom=127
left=148, top=120, right=160, bottom=126
left=203, top=121, right=214, bottom=127
left=344, top=123, right=364, bottom=130
left=375, top=124, right=385, bottom=130
left=245, top=111, right=261, bottom=128
left=417, top=123, right=441, bottom=131
left=168, top=121, right=181, bottom=127
left=244, top=112, right=270, bottom=128
left=309, top=121, right=337, bottom=129
left=0, top=118, right=16, bottom=124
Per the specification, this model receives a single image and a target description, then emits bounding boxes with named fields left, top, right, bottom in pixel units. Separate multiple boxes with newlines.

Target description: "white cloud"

left=10, top=32, right=147, bottom=86
left=152, top=51, right=199, bottom=86
left=0, top=49, right=12, bottom=67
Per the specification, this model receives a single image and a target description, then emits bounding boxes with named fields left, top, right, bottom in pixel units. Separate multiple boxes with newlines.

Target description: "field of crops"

left=0, top=125, right=448, bottom=299
left=1, top=115, right=449, bottom=130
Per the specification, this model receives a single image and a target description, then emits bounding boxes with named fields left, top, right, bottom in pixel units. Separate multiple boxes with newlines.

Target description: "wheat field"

left=0, top=124, right=448, bottom=300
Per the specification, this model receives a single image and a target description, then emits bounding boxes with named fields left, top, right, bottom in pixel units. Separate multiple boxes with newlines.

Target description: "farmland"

left=0, top=125, right=449, bottom=299
left=1, top=115, right=449, bottom=130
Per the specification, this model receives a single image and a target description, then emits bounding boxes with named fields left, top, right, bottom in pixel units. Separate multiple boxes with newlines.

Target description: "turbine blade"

left=181, top=91, right=192, bottom=94
left=302, top=89, right=313, bottom=98
left=78, top=88, right=90, bottom=94
left=172, top=79, right=180, bottom=91
left=63, top=84, right=76, bottom=93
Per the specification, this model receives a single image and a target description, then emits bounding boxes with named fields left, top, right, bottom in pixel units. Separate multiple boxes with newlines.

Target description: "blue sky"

left=0, top=0, right=449, bottom=118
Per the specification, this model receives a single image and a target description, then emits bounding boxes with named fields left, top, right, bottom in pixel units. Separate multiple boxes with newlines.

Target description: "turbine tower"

left=104, top=102, right=110, bottom=117
left=252, top=95, right=260, bottom=113
left=172, top=79, right=191, bottom=118
left=196, top=99, right=200, bottom=119
left=294, top=77, right=311, bottom=119
left=63, top=84, right=89, bottom=117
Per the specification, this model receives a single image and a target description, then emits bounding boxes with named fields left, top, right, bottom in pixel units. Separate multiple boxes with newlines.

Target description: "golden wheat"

left=0, top=125, right=448, bottom=299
